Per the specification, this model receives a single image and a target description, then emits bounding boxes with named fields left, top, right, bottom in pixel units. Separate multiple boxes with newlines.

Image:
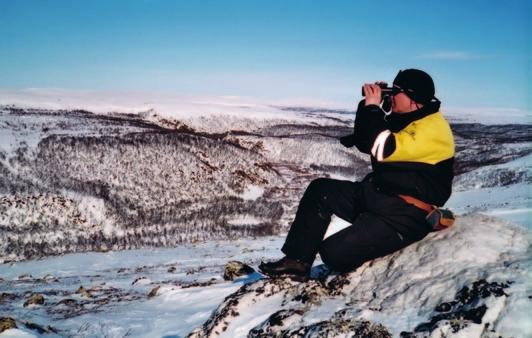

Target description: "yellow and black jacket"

left=341, top=100, right=455, bottom=206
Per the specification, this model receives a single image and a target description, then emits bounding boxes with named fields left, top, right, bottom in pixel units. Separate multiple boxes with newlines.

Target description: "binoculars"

left=361, top=83, right=393, bottom=113
left=361, top=83, right=393, bottom=97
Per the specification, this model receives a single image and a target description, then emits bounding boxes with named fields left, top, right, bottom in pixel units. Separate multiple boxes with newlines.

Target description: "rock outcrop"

left=187, top=213, right=530, bottom=337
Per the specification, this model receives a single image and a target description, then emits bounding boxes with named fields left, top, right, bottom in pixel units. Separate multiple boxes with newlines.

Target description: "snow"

left=0, top=89, right=348, bottom=125
left=240, top=185, right=264, bottom=200
left=447, top=183, right=532, bottom=229
left=1, top=213, right=530, bottom=337
left=328, top=214, right=529, bottom=336
left=0, top=93, right=530, bottom=337
left=0, top=329, right=37, bottom=338
left=226, top=216, right=269, bottom=226
left=0, top=122, right=41, bottom=154
left=484, top=208, right=532, bottom=228
left=445, top=106, right=531, bottom=125
left=2, top=88, right=530, bottom=125
left=218, top=292, right=285, bottom=338
left=0, top=237, right=283, bottom=337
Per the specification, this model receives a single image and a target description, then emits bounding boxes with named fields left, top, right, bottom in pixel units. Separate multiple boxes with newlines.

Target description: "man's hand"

left=364, top=82, right=384, bottom=107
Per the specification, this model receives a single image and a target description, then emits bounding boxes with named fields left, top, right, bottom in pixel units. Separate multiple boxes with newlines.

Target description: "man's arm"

left=352, top=100, right=389, bottom=154
left=377, top=114, right=455, bottom=164
left=339, top=100, right=389, bottom=153
left=340, top=83, right=390, bottom=154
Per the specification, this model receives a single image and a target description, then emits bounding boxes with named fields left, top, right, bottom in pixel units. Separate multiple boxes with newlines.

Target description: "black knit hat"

left=393, top=69, right=435, bottom=104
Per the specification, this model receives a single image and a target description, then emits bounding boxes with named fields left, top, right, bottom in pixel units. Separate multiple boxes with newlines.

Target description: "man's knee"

left=307, top=177, right=329, bottom=190
left=305, top=178, right=334, bottom=198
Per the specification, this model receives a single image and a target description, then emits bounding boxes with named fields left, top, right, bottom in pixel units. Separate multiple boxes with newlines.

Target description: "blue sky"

left=0, top=0, right=529, bottom=110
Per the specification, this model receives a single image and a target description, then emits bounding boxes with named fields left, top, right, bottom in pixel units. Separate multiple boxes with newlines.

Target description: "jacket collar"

left=387, top=100, right=440, bottom=132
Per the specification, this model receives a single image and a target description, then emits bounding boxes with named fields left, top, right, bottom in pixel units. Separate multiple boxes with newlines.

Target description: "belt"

left=398, top=194, right=434, bottom=213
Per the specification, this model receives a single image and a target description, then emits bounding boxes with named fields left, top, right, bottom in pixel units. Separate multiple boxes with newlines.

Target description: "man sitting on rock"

left=259, top=69, right=455, bottom=281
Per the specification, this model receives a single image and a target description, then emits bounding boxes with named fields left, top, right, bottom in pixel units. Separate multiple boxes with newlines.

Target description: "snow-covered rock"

left=188, top=213, right=530, bottom=337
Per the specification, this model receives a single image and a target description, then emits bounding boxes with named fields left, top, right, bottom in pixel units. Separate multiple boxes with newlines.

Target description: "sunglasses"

left=391, top=86, right=404, bottom=96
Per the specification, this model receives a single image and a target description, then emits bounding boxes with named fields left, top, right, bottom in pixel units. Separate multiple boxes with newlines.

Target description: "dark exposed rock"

left=187, top=278, right=296, bottom=337
left=291, top=280, right=330, bottom=305
left=294, top=319, right=391, bottom=338
left=455, top=279, right=510, bottom=303
left=435, top=301, right=455, bottom=312
left=135, top=266, right=148, bottom=273
left=75, top=285, right=93, bottom=298
left=181, top=279, right=218, bottom=289
left=17, top=273, right=32, bottom=280
left=55, top=298, right=77, bottom=306
left=247, top=309, right=305, bottom=337
left=23, top=321, right=58, bottom=334
left=0, top=293, right=17, bottom=303
left=249, top=314, right=392, bottom=338
left=413, top=305, right=487, bottom=333
left=401, top=279, right=511, bottom=336
left=148, top=286, right=160, bottom=298
left=325, top=274, right=351, bottom=296
left=47, top=287, right=145, bottom=319
left=188, top=270, right=365, bottom=337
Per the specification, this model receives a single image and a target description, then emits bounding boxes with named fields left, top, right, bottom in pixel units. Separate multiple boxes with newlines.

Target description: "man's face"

left=392, top=85, right=415, bottom=113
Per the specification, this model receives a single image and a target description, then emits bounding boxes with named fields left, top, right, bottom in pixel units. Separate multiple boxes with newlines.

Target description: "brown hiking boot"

left=258, top=256, right=311, bottom=281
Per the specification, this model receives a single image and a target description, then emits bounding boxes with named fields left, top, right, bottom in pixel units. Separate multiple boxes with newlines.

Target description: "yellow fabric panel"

left=381, top=112, right=455, bottom=165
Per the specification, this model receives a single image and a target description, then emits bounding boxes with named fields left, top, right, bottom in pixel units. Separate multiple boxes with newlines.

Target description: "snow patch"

left=447, top=183, right=532, bottom=229
left=0, top=329, right=38, bottom=338
left=324, top=215, right=352, bottom=239
left=226, top=216, right=268, bottom=226
left=0, top=215, right=530, bottom=337
left=445, top=106, right=531, bottom=125
left=240, top=185, right=264, bottom=200
left=0, top=89, right=342, bottom=125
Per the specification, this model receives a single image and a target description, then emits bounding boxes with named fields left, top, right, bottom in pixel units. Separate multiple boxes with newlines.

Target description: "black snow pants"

left=281, top=176, right=431, bottom=272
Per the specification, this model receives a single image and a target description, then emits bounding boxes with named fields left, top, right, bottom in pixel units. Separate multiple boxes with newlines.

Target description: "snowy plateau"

left=0, top=92, right=530, bottom=338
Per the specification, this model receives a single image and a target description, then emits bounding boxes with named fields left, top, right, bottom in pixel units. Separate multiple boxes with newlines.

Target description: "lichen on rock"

left=23, top=293, right=44, bottom=307
left=0, top=317, right=17, bottom=333
left=223, top=261, right=255, bottom=281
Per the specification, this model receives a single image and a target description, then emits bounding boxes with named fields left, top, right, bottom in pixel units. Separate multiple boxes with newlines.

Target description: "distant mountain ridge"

left=1, top=105, right=531, bottom=262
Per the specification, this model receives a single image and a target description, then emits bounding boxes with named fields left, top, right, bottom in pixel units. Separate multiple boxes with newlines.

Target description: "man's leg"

left=281, top=177, right=365, bottom=264
left=318, top=211, right=421, bottom=272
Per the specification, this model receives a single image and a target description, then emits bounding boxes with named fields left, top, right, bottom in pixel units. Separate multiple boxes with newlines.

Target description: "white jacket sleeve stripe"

left=371, top=130, right=391, bottom=160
